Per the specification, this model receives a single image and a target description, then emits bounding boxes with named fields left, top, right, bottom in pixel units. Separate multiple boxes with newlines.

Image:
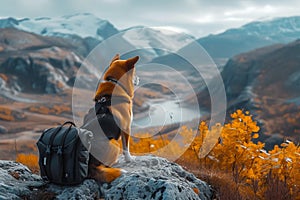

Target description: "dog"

left=85, top=54, right=139, bottom=183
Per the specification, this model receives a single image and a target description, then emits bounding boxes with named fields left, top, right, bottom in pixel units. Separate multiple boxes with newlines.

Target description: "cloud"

left=224, top=5, right=277, bottom=17
left=1, top=0, right=300, bottom=37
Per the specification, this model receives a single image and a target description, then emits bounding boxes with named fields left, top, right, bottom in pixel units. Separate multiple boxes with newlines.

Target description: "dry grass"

left=186, top=167, right=250, bottom=200
left=0, top=106, right=15, bottom=121
left=264, top=174, right=300, bottom=200
left=27, top=104, right=71, bottom=115
left=8, top=109, right=299, bottom=200
left=16, top=153, right=39, bottom=174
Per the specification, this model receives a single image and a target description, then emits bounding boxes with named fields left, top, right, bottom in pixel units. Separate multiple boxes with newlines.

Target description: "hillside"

left=0, top=28, right=173, bottom=138
left=198, top=16, right=300, bottom=59
left=197, top=39, right=300, bottom=144
left=1, top=14, right=300, bottom=147
left=0, top=28, right=98, bottom=94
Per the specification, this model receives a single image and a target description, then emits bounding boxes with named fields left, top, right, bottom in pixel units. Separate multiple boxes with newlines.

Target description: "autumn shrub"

left=196, top=110, right=299, bottom=199
left=16, top=153, right=39, bottom=174
left=129, top=109, right=300, bottom=199
left=14, top=109, right=299, bottom=199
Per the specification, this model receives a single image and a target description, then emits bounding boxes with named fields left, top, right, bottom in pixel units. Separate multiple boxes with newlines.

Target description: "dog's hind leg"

left=121, top=131, right=133, bottom=162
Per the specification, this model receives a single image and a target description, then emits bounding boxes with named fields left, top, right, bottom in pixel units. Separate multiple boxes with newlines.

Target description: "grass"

left=16, top=153, right=39, bottom=174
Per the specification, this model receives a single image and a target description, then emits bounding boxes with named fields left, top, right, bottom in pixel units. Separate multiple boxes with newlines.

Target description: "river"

left=132, top=100, right=200, bottom=128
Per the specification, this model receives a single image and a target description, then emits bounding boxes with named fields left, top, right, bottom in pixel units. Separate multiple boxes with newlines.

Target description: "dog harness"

left=106, top=76, right=129, bottom=95
left=83, top=75, right=131, bottom=140
left=83, top=94, right=129, bottom=140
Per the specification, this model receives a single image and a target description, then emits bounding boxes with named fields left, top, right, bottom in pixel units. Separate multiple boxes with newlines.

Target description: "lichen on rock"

left=0, top=155, right=212, bottom=200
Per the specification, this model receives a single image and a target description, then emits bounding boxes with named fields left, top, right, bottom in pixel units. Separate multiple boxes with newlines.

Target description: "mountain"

left=0, top=13, right=121, bottom=58
left=0, top=13, right=118, bottom=41
left=1, top=13, right=300, bottom=144
left=2, top=14, right=300, bottom=62
left=198, top=16, right=300, bottom=59
left=122, top=26, right=195, bottom=56
left=0, top=28, right=97, bottom=94
left=196, top=39, right=300, bottom=144
left=0, top=14, right=194, bottom=60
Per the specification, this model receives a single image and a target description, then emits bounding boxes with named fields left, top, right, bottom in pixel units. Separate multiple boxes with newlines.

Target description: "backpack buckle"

left=46, top=145, right=51, bottom=154
left=57, top=146, right=63, bottom=155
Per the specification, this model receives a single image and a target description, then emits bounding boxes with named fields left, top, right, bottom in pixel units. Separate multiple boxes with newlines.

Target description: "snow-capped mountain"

left=113, top=25, right=196, bottom=61
left=0, top=13, right=118, bottom=41
left=241, top=16, right=300, bottom=41
left=0, top=13, right=195, bottom=59
left=198, top=16, right=300, bottom=59
left=122, top=25, right=195, bottom=52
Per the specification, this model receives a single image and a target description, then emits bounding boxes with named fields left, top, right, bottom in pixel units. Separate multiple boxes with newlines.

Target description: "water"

left=132, top=100, right=200, bottom=128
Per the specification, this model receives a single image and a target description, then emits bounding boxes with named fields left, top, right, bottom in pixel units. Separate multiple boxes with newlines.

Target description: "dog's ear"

left=110, top=54, right=120, bottom=65
left=126, top=56, right=139, bottom=70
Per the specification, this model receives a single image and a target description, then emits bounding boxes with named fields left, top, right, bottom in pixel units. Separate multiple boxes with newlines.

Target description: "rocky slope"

left=0, top=155, right=212, bottom=200
left=197, top=39, right=300, bottom=145
left=0, top=28, right=99, bottom=137
left=0, top=28, right=98, bottom=94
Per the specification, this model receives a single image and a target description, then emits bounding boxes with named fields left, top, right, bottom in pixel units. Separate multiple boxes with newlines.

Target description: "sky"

left=1, top=0, right=300, bottom=37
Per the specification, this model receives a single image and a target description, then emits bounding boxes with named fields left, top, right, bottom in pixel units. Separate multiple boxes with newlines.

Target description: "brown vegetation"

left=27, top=104, right=71, bottom=115
left=15, top=110, right=299, bottom=199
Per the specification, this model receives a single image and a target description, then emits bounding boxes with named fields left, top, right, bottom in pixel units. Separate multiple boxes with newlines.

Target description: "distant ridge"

left=197, top=16, right=300, bottom=59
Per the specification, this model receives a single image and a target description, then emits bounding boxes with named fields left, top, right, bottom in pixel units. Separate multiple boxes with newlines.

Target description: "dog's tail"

left=89, top=165, right=124, bottom=183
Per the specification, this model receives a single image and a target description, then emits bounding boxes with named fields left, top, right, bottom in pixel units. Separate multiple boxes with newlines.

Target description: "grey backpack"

left=37, top=121, right=93, bottom=185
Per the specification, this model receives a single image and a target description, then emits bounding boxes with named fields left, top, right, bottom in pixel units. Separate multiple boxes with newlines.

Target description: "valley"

left=0, top=13, right=300, bottom=160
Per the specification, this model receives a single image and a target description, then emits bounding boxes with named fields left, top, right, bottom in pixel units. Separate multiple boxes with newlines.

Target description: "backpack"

left=37, top=121, right=93, bottom=185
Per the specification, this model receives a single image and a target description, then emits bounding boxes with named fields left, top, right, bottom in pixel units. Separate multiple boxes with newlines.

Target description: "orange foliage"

left=129, top=109, right=300, bottom=199
left=16, top=153, right=39, bottom=174
left=28, top=104, right=71, bottom=115
left=0, top=106, right=15, bottom=121
left=15, top=109, right=299, bottom=199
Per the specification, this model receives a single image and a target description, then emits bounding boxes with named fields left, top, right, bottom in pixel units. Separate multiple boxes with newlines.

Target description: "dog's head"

left=94, top=54, right=139, bottom=100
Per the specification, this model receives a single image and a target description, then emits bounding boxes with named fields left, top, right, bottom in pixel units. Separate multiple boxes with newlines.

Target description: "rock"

left=46, top=179, right=101, bottom=200
left=0, top=125, right=8, bottom=134
left=0, top=156, right=212, bottom=200
left=105, top=155, right=212, bottom=200
left=0, top=160, right=44, bottom=200
left=0, top=160, right=100, bottom=200
left=0, top=28, right=97, bottom=94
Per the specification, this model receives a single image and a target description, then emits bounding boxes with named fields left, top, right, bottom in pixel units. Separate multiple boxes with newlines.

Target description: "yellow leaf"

left=252, top=133, right=259, bottom=139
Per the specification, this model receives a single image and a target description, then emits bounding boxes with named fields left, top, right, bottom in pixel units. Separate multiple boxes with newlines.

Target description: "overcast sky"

left=1, top=0, right=300, bottom=37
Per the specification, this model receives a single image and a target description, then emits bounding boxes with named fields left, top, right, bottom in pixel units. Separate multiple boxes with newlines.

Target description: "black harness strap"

left=95, top=95, right=130, bottom=110
left=82, top=94, right=126, bottom=141
left=82, top=95, right=128, bottom=128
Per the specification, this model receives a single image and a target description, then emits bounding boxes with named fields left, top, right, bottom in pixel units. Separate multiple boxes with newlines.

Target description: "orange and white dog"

left=87, top=54, right=139, bottom=183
